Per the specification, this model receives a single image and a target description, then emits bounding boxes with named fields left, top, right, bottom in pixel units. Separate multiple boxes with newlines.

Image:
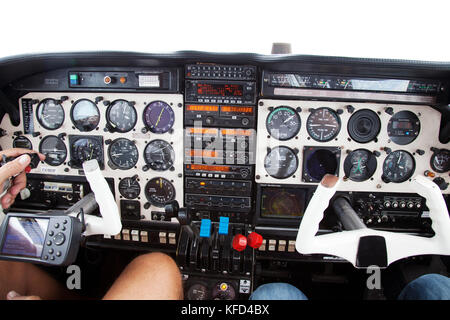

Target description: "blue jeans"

left=398, top=274, right=450, bottom=300
left=249, top=283, right=308, bottom=300
left=250, top=274, right=450, bottom=300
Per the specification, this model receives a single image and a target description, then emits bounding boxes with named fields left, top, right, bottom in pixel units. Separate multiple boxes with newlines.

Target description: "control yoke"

left=66, top=159, right=122, bottom=237
left=296, top=174, right=450, bottom=268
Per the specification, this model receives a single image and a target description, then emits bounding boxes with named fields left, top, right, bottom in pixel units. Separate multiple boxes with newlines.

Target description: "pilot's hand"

left=6, top=290, right=41, bottom=300
left=0, top=148, right=45, bottom=209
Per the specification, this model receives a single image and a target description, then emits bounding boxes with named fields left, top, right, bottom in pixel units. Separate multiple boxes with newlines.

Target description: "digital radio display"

left=186, top=105, right=219, bottom=112
left=220, top=106, right=253, bottom=114
left=197, top=83, right=243, bottom=97
left=221, top=129, right=253, bottom=136
left=186, top=164, right=230, bottom=172
left=392, top=121, right=413, bottom=130
left=187, top=127, right=218, bottom=135
left=187, top=149, right=219, bottom=158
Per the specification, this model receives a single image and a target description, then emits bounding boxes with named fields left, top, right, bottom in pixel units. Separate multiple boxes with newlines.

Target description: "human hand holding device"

left=0, top=148, right=45, bottom=209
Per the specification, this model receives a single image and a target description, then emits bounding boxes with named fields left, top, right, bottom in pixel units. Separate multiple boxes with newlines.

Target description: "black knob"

left=373, top=151, right=381, bottom=157
left=141, top=127, right=148, bottom=134
left=60, top=96, right=69, bottom=102
left=32, top=132, right=41, bottom=137
left=103, top=100, right=110, bottom=106
left=95, top=96, right=103, bottom=104
left=337, top=109, right=344, bottom=115
left=385, top=107, right=394, bottom=115
left=105, top=139, right=112, bottom=145
left=433, top=177, right=449, bottom=190
left=205, top=116, right=214, bottom=125
left=164, top=200, right=179, bottom=218
left=383, top=147, right=392, bottom=154
left=416, top=149, right=425, bottom=156
left=346, top=105, right=355, bottom=113
left=144, top=202, right=151, bottom=210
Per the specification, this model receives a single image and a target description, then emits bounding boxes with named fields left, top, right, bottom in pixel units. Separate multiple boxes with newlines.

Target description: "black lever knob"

left=164, top=200, right=179, bottom=218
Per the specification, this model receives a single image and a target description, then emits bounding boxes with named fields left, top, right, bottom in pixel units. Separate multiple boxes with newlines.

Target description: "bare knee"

left=104, top=252, right=183, bottom=300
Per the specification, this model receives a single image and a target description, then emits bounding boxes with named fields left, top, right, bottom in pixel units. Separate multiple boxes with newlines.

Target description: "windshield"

left=1, top=0, right=449, bottom=61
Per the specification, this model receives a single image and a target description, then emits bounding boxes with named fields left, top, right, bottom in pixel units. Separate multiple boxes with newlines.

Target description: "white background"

left=0, top=0, right=449, bottom=61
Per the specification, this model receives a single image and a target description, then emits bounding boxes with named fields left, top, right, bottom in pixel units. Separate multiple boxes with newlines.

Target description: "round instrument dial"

left=264, top=146, right=298, bottom=179
left=39, top=135, right=67, bottom=166
left=70, top=99, right=100, bottom=132
left=211, top=282, right=236, bottom=300
left=144, top=177, right=176, bottom=207
left=382, top=150, right=415, bottom=183
left=108, top=138, right=139, bottom=170
left=119, top=177, right=141, bottom=199
left=143, top=101, right=175, bottom=134
left=347, top=109, right=381, bottom=143
left=186, top=284, right=209, bottom=300
left=305, top=148, right=339, bottom=182
left=13, top=136, right=32, bottom=150
left=106, top=100, right=137, bottom=133
left=344, top=149, right=377, bottom=182
left=387, top=111, right=420, bottom=145
left=72, top=137, right=103, bottom=165
left=144, top=140, right=175, bottom=171
left=266, top=106, right=301, bottom=140
left=36, top=99, right=65, bottom=130
left=306, top=107, right=341, bottom=142
left=430, top=149, right=450, bottom=173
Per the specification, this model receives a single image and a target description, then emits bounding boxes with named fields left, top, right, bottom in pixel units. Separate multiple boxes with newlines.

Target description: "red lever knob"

left=247, top=232, right=263, bottom=249
left=232, top=234, right=247, bottom=252
left=25, top=166, right=32, bottom=173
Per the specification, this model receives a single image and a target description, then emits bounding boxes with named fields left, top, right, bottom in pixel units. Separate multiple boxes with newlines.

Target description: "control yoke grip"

left=296, top=174, right=450, bottom=268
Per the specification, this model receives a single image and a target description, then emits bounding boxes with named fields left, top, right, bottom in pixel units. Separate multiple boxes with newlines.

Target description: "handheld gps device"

left=0, top=213, right=82, bottom=266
